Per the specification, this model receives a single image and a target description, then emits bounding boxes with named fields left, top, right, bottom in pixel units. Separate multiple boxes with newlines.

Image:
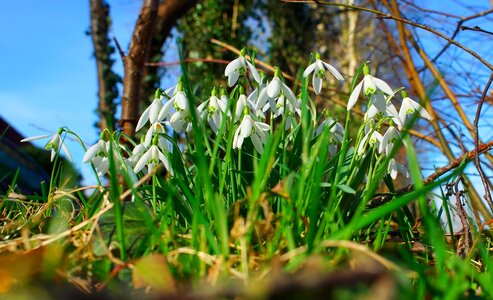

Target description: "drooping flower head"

left=257, top=67, right=299, bottom=114
left=21, top=128, right=72, bottom=162
left=348, top=64, right=394, bottom=111
left=224, top=48, right=261, bottom=87
left=303, top=52, right=344, bottom=94
left=398, top=90, right=432, bottom=127
left=136, top=88, right=165, bottom=132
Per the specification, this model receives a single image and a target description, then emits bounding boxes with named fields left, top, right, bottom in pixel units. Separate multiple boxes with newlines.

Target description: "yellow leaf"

left=132, top=254, right=175, bottom=294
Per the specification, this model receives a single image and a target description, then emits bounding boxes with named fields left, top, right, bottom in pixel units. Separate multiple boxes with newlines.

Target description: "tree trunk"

left=120, top=0, right=160, bottom=137
left=140, top=0, right=199, bottom=105
left=89, top=0, right=120, bottom=132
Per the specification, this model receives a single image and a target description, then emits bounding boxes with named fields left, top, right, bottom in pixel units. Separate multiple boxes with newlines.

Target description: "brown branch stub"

left=120, top=0, right=160, bottom=137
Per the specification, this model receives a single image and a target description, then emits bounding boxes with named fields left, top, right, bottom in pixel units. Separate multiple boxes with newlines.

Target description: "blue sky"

left=0, top=1, right=142, bottom=185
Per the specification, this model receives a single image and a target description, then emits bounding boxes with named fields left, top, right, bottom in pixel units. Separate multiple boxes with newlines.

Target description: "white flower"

left=398, top=95, right=432, bottom=127
left=236, top=92, right=264, bottom=121
left=365, top=101, right=403, bottom=130
left=257, top=68, right=298, bottom=113
left=197, top=88, right=228, bottom=133
left=379, top=126, right=400, bottom=156
left=232, top=114, right=270, bottom=154
left=134, top=144, right=173, bottom=175
left=347, top=65, right=394, bottom=111
left=388, top=158, right=409, bottom=180
left=158, top=88, right=189, bottom=122
left=303, top=53, right=344, bottom=94
left=315, top=117, right=344, bottom=143
left=144, top=123, right=170, bottom=152
left=21, top=129, right=72, bottom=162
left=357, top=128, right=383, bottom=156
left=83, top=139, right=107, bottom=164
left=136, top=89, right=165, bottom=132
left=267, top=95, right=301, bottom=130
left=224, top=49, right=261, bottom=87
left=170, top=110, right=193, bottom=133
left=128, top=142, right=147, bottom=167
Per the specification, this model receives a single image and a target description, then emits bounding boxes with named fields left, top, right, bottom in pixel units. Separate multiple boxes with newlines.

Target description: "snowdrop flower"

left=365, top=101, right=403, bottom=129
left=224, top=48, right=261, bottom=87
left=170, top=110, right=193, bottom=133
left=267, top=95, right=301, bottom=130
left=158, top=82, right=189, bottom=121
left=303, top=52, right=344, bottom=94
left=197, top=87, right=227, bottom=133
left=236, top=88, right=264, bottom=121
left=144, top=123, right=170, bottom=152
left=379, top=126, right=400, bottom=156
left=128, top=139, right=147, bottom=167
left=315, top=116, right=344, bottom=143
left=388, top=158, right=409, bottom=180
left=83, top=139, right=107, bottom=163
left=136, top=89, right=165, bottom=132
left=357, top=127, right=383, bottom=156
left=82, top=137, right=110, bottom=176
left=134, top=136, right=173, bottom=175
left=348, top=64, right=394, bottom=111
left=398, top=91, right=432, bottom=127
left=257, top=67, right=298, bottom=113
left=233, top=109, right=270, bottom=154
left=21, top=128, right=72, bottom=162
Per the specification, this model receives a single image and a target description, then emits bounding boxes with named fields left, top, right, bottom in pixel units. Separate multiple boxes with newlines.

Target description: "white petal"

left=246, top=61, right=261, bottom=83
left=228, top=72, right=240, bottom=87
left=134, top=150, right=151, bottom=173
left=370, top=91, right=387, bottom=113
left=251, top=133, right=264, bottom=154
left=280, top=82, right=298, bottom=108
left=21, top=134, right=51, bottom=143
left=233, top=127, right=240, bottom=149
left=158, top=100, right=174, bottom=121
left=322, top=62, right=344, bottom=81
left=267, top=78, right=281, bottom=98
left=83, top=143, right=100, bottom=163
left=61, top=142, right=73, bottom=161
left=347, top=81, right=364, bottom=110
left=303, top=62, right=317, bottom=78
left=170, top=112, right=185, bottom=132
left=372, top=77, right=394, bottom=96
left=225, top=57, right=241, bottom=76
left=419, top=107, right=432, bottom=120
left=389, top=159, right=398, bottom=180
left=149, top=99, right=162, bottom=124
left=239, top=115, right=253, bottom=138
left=254, top=121, right=270, bottom=131
left=50, top=149, right=56, bottom=162
left=175, top=92, right=188, bottom=110
left=136, top=106, right=151, bottom=132
left=313, top=72, right=322, bottom=94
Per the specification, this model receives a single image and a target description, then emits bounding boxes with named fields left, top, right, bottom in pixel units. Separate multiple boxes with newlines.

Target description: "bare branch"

left=474, top=73, right=493, bottom=211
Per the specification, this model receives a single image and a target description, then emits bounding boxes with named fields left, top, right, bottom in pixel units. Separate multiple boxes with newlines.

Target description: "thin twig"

left=113, top=36, right=126, bottom=61
left=368, top=140, right=493, bottom=208
left=145, top=57, right=230, bottom=67
left=461, top=25, right=493, bottom=36
left=474, top=72, right=493, bottom=212
left=282, top=0, right=493, bottom=71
